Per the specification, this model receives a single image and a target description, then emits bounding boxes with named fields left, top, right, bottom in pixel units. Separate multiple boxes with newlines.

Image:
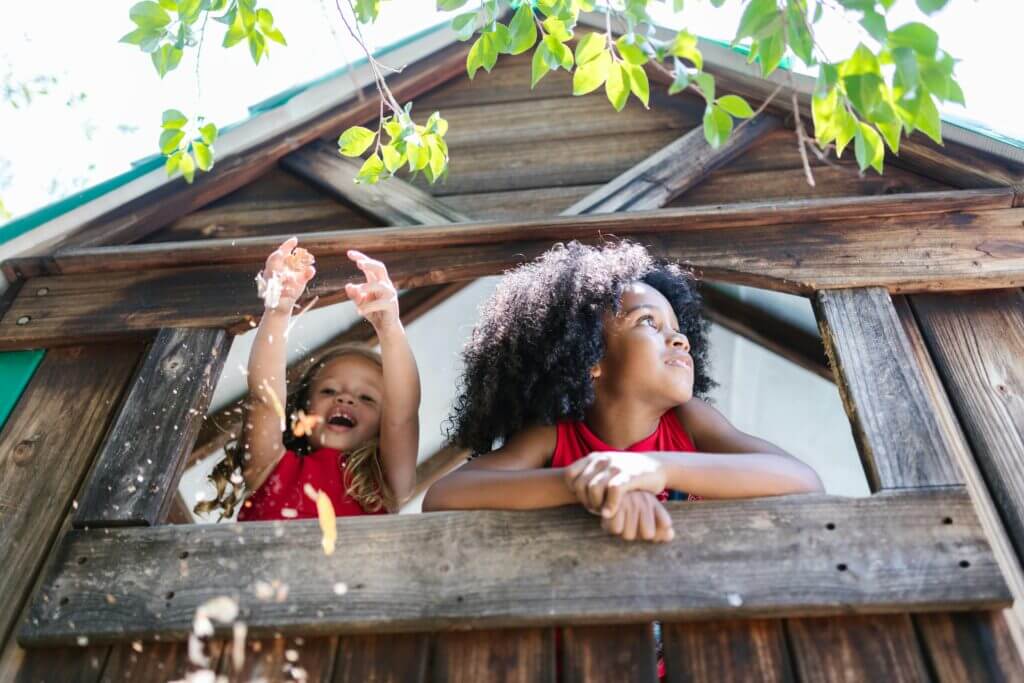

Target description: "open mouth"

left=326, top=412, right=357, bottom=429
left=665, top=356, right=692, bottom=370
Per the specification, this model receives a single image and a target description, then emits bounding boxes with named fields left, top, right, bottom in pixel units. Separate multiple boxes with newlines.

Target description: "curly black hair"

left=447, top=240, right=714, bottom=454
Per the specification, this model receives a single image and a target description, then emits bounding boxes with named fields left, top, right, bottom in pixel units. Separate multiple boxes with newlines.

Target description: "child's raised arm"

left=243, top=237, right=316, bottom=492
left=345, top=250, right=420, bottom=504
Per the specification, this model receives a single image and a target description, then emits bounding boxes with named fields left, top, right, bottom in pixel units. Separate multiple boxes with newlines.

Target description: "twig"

left=791, top=89, right=816, bottom=187
left=732, top=82, right=784, bottom=137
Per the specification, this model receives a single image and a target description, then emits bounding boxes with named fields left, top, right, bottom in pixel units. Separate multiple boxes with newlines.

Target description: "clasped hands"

left=564, top=452, right=674, bottom=543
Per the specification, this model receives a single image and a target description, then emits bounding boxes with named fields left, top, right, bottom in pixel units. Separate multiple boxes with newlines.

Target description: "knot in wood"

left=162, top=355, right=185, bottom=375
left=13, top=435, right=41, bottom=465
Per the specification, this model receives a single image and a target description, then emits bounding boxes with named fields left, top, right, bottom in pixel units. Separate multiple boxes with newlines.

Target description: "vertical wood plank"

left=814, top=287, right=964, bottom=490
left=0, top=344, right=142, bottom=647
left=2, top=642, right=110, bottom=683
left=786, top=615, right=930, bottom=683
left=333, top=633, right=428, bottom=683
left=221, top=635, right=336, bottom=682
left=561, top=624, right=658, bottom=683
left=100, top=640, right=225, bottom=683
left=662, top=619, right=793, bottom=683
left=432, top=628, right=555, bottom=683
left=915, top=611, right=1024, bottom=683
left=74, top=327, right=230, bottom=527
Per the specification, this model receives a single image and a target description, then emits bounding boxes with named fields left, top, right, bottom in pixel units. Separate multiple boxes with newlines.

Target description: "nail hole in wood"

left=60, top=597, right=69, bottom=606
left=825, top=522, right=836, bottom=530
left=180, top=551, right=189, bottom=559
left=836, top=563, right=848, bottom=572
left=960, top=560, right=971, bottom=569
left=943, top=517, right=954, bottom=525
left=165, top=591, right=175, bottom=600
left=77, top=556, right=88, bottom=565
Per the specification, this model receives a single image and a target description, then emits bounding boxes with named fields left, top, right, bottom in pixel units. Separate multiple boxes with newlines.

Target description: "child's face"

left=597, top=281, right=694, bottom=407
left=305, top=355, right=384, bottom=452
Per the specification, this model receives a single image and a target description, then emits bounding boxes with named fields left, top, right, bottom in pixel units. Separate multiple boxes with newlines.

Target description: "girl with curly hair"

left=424, top=240, right=823, bottom=542
left=195, top=237, right=420, bottom=522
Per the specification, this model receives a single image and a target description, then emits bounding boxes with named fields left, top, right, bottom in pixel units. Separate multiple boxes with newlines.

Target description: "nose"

left=336, top=393, right=355, bottom=405
left=669, top=330, right=690, bottom=353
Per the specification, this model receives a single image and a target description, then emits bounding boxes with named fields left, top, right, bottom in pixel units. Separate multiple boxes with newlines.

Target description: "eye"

left=360, top=394, right=377, bottom=404
left=320, top=388, right=336, bottom=395
left=638, top=315, right=658, bottom=329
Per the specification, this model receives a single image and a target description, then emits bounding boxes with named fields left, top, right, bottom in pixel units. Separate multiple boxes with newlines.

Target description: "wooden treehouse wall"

left=2, top=34, right=1024, bottom=683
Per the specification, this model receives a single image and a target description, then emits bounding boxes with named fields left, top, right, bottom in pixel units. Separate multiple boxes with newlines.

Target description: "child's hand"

left=565, top=452, right=667, bottom=519
left=600, top=491, right=675, bottom=543
left=345, top=250, right=400, bottom=334
left=258, top=237, right=316, bottom=311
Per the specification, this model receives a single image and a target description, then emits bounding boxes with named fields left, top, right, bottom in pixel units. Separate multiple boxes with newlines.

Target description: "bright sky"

left=1, top=0, right=1020, bottom=222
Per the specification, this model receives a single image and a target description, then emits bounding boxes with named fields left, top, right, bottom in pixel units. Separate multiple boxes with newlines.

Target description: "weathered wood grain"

left=433, top=629, right=555, bottom=683
left=74, top=328, right=229, bottom=527
left=333, top=633, right=427, bottom=683
left=915, top=611, right=1024, bottom=682
left=814, top=288, right=965, bottom=490
left=20, top=489, right=1009, bottom=645
left=219, top=635, right=335, bottom=682
left=100, top=640, right=225, bottom=683
left=786, top=615, right=930, bottom=682
left=662, top=619, right=793, bottom=683
left=0, top=345, right=141, bottom=647
left=561, top=624, right=657, bottom=683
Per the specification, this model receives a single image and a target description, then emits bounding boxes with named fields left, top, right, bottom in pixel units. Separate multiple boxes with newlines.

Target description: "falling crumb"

left=131, top=640, right=143, bottom=653
left=290, top=666, right=308, bottom=681
left=303, top=485, right=337, bottom=555
left=72, top=500, right=78, bottom=510
left=254, top=581, right=274, bottom=600
left=291, top=410, right=323, bottom=438
left=285, top=649, right=299, bottom=662
left=76, top=635, right=89, bottom=646
left=232, top=622, right=247, bottom=672
left=281, top=507, right=298, bottom=519
left=333, top=582, right=348, bottom=596
left=106, top=594, right=117, bottom=605
left=727, top=593, right=743, bottom=607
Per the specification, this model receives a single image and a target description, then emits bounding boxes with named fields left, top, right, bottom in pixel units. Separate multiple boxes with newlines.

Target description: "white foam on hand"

left=255, top=270, right=284, bottom=310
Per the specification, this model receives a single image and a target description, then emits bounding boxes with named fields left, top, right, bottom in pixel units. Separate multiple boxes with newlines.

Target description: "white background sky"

left=1, top=0, right=1021, bottom=221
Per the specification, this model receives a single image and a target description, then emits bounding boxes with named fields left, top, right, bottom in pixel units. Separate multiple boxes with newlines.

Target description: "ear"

left=590, top=363, right=602, bottom=380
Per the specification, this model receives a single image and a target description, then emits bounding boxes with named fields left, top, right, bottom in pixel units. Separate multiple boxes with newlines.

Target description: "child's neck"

left=584, top=394, right=667, bottom=451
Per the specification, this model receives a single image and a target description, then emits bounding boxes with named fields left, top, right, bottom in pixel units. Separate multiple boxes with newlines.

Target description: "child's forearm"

left=377, top=324, right=420, bottom=500
left=656, top=451, right=825, bottom=498
left=248, top=308, right=290, bottom=412
left=422, top=468, right=578, bottom=511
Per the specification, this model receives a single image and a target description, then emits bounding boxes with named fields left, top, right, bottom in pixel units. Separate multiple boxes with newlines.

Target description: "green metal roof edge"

left=0, top=18, right=452, bottom=250
left=0, top=349, right=45, bottom=432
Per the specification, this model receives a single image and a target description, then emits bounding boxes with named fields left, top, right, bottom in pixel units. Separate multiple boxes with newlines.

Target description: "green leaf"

left=693, top=72, right=715, bottom=102
left=854, top=122, right=884, bottom=173
left=223, top=9, right=248, bottom=47
left=353, top=0, right=381, bottom=23
left=605, top=62, right=630, bottom=111
left=915, top=0, right=949, bottom=15
left=129, top=1, right=172, bottom=28
left=573, top=50, right=611, bottom=95
left=407, top=141, right=430, bottom=171
left=531, top=44, right=551, bottom=87
left=811, top=88, right=839, bottom=145
left=702, top=104, right=733, bottom=148
left=159, top=0, right=178, bottom=10
left=735, top=0, right=779, bottom=42
left=426, top=111, right=449, bottom=136
left=542, top=16, right=572, bottom=42
left=786, top=5, right=814, bottom=64
left=913, top=91, right=942, bottom=143
left=263, top=27, right=286, bottom=46
left=165, top=150, right=182, bottom=176
left=256, top=8, right=273, bottom=31
left=199, top=122, right=218, bottom=145
left=668, top=61, right=689, bottom=95
left=542, top=35, right=573, bottom=70
left=669, top=29, right=702, bottom=69
left=615, top=35, right=647, bottom=65
left=888, top=22, right=939, bottom=57
left=120, top=27, right=158, bottom=46
left=437, top=0, right=469, bottom=10
left=624, top=63, right=649, bottom=108
left=355, top=153, right=385, bottom=184
left=162, top=108, right=188, bottom=129
left=159, top=128, right=185, bottom=154
left=248, top=30, right=266, bottom=64
left=839, top=43, right=881, bottom=77
left=575, top=32, right=605, bottom=66
left=717, top=94, right=754, bottom=119
left=381, top=144, right=405, bottom=172
left=427, top=135, right=446, bottom=178
left=452, top=11, right=478, bottom=42
left=151, top=43, right=182, bottom=78
left=753, top=31, right=785, bottom=76
left=192, top=140, right=213, bottom=171
left=467, top=29, right=503, bottom=77
left=178, top=151, right=196, bottom=183
left=508, top=5, right=536, bottom=54
left=859, top=10, right=887, bottom=43
left=835, top=106, right=857, bottom=157
left=891, top=47, right=919, bottom=91
left=338, top=126, right=376, bottom=157
left=383, top=117, right=403, bottom=139
left=876, top=119, right=902, bottom=154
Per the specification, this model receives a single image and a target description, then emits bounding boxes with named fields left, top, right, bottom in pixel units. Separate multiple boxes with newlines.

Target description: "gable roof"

left=2, top=13, right=1021, bottom=268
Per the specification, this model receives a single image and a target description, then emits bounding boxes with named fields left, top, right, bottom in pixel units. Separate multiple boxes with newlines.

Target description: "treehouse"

left=3, top=12, right=1024, bottom=682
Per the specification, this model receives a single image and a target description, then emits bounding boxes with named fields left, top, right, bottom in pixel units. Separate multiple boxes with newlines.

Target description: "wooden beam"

left=3, top=205, right=1023, bottom=351
left=814, top=288, right=965, bottom=490
left=564, top=114, right=782, bottom=214
left=786, top=615, right=931, bottom=681
left=51, top=188, right=1015, bottom=273
left=700, top=285, right=831, bottom=382
left=561, top=625, right=656, bottom=682
left=51, top=40, right=472, bottom=249
left=20, top=488, right=1009, bottom=645
left=281, top=142, right=470, bottom=225
left=73, top=328, right=229, bottom=528
left=0, top=345, right=142, bottom=647
left=434, top=629, right=554, bottom=682
left=662, top=619, right=793, bottom=682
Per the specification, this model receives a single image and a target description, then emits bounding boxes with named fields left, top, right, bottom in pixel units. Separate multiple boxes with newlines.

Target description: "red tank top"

left=550, top=410, right=702, bottom=501
left=238, top=447, right=387, bottom=522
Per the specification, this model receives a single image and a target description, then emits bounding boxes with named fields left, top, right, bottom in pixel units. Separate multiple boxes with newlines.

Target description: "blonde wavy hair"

left=195, top=345, right=394, bottom=519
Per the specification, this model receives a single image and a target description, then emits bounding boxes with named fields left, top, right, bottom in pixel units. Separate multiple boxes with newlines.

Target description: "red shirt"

left=238, top=447, right=387, bottom=522
left=549, top=409, right=702, bottom=501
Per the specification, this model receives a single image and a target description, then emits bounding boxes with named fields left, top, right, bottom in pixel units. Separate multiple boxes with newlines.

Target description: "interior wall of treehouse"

left=179, top=277, right=866, bottom=521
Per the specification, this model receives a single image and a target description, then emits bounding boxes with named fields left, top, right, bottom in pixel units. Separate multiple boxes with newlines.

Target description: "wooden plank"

left=281, top=142, right=470, bottom=225
left=20, top=488, right=1010, bottom=645
left=5, top=204, right=1024, bottom=351
left=566, top=115, right=782, bottom=214
left=433, top=629, right=555, bottom=683
left=1, top=641, right=110, bottom=683
left=701, top=285, right=831, bottom=382
left=910, top=291, right=1024, bottom=559
left=441, top=185, right=602, bottom=221
left=333, top=633, right=427, bottom=683
left=220, top=635, right=336, bottom=682
left=661, top=619, right=793, bottom=683
left=50, top=188, right=1017, bottom=274
left=915, top=611, right=1024, bottom=682
left=561, top=624, right=657, bottom=683
left=54, top=41, right=472, bottom=249
left=0, top=345, right=141, bottom=647
left=786, top=615, right=930, bottom=682
left=73, top=328, right=230, bottom=528
left=100, top=640, right=224, bottom=683
left=164, top=492, right=194, bottom=525
left=814, top=287, right=965, bottom=490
